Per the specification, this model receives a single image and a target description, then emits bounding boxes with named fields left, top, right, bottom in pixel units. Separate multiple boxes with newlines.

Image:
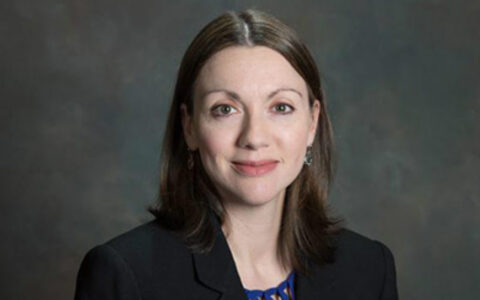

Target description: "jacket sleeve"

left=376, top=241, right=399, bottom=300
left=74, top=244, right=142, bottom=300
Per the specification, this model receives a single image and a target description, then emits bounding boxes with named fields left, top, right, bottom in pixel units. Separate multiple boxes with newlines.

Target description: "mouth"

left=231, top=160, right=279, bottom=177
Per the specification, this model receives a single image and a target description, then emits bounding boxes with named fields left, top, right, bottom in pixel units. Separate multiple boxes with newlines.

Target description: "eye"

left=273, top=103, right=294, bottom=114
left=211, top=104, right=238, bottom=117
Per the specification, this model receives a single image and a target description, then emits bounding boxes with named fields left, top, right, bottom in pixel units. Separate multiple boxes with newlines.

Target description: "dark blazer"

left=74, top=216, right=399, bottom=300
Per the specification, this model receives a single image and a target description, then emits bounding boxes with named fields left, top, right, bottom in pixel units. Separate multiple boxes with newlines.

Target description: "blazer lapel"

left=295, top=258, right=339, bottom=299
left=192, top=213, right=246, bottom=300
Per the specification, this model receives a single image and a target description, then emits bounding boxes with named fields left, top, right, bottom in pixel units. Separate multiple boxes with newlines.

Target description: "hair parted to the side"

left=148, top=9, right=341, bottom=274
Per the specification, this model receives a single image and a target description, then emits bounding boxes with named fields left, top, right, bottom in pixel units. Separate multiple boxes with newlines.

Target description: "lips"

left=231, top=160, right=279, bottom=177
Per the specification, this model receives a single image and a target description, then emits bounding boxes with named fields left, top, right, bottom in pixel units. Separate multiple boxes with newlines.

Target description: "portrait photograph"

left=1, top=1, right=479, bottom=299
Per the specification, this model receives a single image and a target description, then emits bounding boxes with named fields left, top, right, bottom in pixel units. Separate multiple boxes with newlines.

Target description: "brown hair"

left=149, top=9, right=340, bottom=274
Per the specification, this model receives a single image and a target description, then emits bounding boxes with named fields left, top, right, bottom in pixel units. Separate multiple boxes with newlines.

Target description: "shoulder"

left=75, top=219, right=197, bottom=300
left=103, top=219, right=189, bottom=260
left=326, top=228, right=398, bottom=299
left=95, top=219, right=194, bottom=277
left=330, top=228, right=396, bottom=274
left=333, top=228, right=395, bottom=266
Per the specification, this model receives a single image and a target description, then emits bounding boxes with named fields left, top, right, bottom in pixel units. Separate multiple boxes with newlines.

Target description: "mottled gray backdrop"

left=1, top=0, right=479, bottom=299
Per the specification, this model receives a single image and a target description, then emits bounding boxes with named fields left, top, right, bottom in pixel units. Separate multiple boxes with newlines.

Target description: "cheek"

left=196, top=125, right=235, bottom=164
left=280, top=124, right=310, bottom=160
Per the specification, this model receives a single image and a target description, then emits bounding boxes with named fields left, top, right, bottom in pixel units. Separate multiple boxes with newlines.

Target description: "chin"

left=226, top=187, right=286, bottom=207
left=211, top=172, right=292, bottom=208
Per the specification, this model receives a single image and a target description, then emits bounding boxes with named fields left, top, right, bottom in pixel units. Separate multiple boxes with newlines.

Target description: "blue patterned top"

left=243, top=271, right=295, bottom=300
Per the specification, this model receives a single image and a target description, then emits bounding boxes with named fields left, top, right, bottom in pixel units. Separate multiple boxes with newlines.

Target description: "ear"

left=307, top=99, right=321, bottom=146
left=180, top=103, right=198, bottom=150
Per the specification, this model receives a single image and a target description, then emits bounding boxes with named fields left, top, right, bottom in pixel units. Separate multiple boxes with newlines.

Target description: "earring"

left=304, top=145, right=313, bottom=166
left=187, top=148, right=194, bottom=170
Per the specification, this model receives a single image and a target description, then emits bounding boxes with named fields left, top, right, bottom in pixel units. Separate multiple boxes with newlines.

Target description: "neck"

left=220, top=190, right=291, bottom=289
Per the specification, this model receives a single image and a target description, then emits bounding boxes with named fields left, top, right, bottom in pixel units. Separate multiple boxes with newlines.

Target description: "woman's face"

left=182, top=46, right=320, bottom=207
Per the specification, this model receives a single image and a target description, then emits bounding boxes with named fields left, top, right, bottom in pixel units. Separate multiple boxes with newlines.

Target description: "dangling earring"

left=187, top=148, right=194, bottom=170
left=304, top=145, right=313, bottom=166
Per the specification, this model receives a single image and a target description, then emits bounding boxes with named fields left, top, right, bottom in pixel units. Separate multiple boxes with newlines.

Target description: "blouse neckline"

left=243, top=271, right=295, bottom=300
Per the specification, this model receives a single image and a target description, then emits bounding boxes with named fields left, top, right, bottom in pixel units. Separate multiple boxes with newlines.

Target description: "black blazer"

left=74, top=217, right=398, bottom=300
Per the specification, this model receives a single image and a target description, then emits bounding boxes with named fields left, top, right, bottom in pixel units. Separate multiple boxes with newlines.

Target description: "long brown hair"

left=149, top=9, right=341, bottom=274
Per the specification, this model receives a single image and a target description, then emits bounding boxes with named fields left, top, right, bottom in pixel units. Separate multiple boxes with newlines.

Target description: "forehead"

left=194, top=46, right=308, bottom=97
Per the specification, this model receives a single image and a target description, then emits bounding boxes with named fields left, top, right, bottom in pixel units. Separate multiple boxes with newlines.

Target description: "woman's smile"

left=231, top=160, right=279, bottom=177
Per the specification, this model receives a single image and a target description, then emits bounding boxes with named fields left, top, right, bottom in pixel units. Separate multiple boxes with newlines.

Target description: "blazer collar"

left=295, top=258, right=338, bottom=299
left=192, top=211, right=339, bottom=299
left=192, top=212, right=246, bottom=300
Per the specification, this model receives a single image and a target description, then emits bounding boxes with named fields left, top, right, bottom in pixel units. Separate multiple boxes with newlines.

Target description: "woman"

left=74, top=9, right=398, bottom=300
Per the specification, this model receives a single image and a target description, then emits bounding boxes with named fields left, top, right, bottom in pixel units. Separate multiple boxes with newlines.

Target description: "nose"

left=237, top=111, right=270, bottom=150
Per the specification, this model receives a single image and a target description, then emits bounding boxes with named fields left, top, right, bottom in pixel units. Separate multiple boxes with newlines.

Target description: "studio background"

left=1, top=0, right=479, bottom=299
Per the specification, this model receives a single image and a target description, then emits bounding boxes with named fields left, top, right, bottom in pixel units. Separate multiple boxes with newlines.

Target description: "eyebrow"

left=200, top=87, right=304, bottom=101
